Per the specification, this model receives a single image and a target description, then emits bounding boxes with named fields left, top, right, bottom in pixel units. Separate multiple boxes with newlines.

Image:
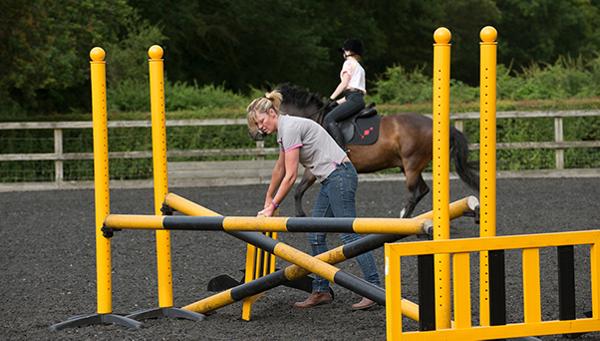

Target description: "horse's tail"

left=450, top=127, right=480, bottom=192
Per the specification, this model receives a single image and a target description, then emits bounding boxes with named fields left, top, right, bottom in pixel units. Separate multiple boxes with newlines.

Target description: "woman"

left=247, top=90, right=380, bottom=311
left=324, top=38, right=367, bottom=152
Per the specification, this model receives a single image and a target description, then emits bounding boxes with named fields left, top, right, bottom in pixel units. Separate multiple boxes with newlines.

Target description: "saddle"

left=338, top=103, right=381, bottom=145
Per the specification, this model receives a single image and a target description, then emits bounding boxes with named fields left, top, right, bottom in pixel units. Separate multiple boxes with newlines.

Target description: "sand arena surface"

left=1, top=178, right=599, bottom=340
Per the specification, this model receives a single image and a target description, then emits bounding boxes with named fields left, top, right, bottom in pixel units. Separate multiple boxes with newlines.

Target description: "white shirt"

left=341, top=57, right=366, bottom=93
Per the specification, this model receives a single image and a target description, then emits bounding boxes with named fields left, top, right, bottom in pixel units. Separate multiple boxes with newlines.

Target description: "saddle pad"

left=340, top=114, right=381, bottom=145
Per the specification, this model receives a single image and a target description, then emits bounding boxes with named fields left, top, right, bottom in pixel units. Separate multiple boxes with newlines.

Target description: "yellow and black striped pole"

left=103, top=214, right=430, bottom=235
left=163, top=193, right=478, bottom=319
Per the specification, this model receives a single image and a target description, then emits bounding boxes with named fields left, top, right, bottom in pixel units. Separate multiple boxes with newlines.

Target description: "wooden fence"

left=0, top=110, right=598, bottom=191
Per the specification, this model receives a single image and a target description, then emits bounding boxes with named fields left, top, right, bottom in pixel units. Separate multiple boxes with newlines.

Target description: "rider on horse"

left=325, top=39, right=367, bottom=152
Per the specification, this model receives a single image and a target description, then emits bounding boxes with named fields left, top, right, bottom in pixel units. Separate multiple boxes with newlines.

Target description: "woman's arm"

left=263, top=150, right=286, bottom=208
left=258, top=148, right=299, bottom=216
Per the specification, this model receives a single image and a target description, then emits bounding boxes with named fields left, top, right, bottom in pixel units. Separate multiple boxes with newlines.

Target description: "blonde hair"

left=246, top=90, right=283, bottom=132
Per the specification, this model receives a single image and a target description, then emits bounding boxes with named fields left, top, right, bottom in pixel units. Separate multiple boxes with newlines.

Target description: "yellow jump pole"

left=432, top=27, right=452, bottom=329
left=49, top=48, right=141, bottom=330
left=479, top=26, right=498, bottom=327
left=124, top=46, right=204, bottom=322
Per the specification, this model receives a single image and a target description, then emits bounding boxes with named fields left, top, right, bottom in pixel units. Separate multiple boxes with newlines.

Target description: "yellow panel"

left=399, top=319, right=600, bottom=340
left=591, top=241, right=600, bottom=319
left=453, top=252, right=471, bottom=328
left=385, top=245, right=403, bottom=340
left=387, top=230, right=600, bottom=257
left=522, top=248, right=541, bottom=323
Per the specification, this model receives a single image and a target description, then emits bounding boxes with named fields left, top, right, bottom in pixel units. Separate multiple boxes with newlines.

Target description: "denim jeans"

left=309, top=162, right=381, bottom=292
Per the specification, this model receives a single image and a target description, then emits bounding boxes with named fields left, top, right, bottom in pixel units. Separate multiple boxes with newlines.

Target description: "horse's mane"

left=275, top=83, right=324, bottom=111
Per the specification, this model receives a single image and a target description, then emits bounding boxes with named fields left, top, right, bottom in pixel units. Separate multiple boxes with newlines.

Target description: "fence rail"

left=0, top=110, right=599, bottom=189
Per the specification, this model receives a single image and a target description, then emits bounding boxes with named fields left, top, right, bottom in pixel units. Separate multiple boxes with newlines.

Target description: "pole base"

left=126, top=307, right=205, bottom=321
left=49, top=313, right=142, bottom=331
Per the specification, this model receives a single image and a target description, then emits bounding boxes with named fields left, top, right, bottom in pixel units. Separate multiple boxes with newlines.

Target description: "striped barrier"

left=102, top=213, right=433, bottom=235
left=384, top=230, right=600, bottom=340
left=164, top=193, right=477, bottom=318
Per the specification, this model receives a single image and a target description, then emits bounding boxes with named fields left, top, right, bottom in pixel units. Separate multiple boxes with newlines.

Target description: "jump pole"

left=124, top=46, right=204, bottom=322
left=479, top=26, right=498, bottom=327
left=432, top=27, right=452, bottom=329
left=164, top=193, right=478, bottom=319
left=49, top=48, right=141, bottom=331
left=103, top=214, right=432, bottom=234
left=102, top=206, right=394, bottom=306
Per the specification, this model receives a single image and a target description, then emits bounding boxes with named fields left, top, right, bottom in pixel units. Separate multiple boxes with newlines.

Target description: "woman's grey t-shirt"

left=277, top=115, right=347, bottom=182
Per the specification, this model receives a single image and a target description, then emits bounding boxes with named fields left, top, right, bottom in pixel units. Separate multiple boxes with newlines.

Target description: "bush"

left=498, top=56, right=600, bottom=100
left=371, top=65, right=431, bottom=104
left=374, top=55, right=600, bottom=104
left=108, top=80, right=248, bottom=112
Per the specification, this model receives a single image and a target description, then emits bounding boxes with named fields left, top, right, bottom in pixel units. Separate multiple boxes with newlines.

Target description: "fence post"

left=256, top=140, right=265, bottom=160
left=54, top=128, right=63, bottom=184
left=555, top=117, right=564, bottom=169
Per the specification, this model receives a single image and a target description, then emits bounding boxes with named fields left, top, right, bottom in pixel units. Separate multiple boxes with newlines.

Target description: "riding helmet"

left=340, top=39, right=364, bottom=56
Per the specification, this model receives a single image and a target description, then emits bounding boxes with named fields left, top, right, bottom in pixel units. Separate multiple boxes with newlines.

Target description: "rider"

left=324, top=38, right=367, bottom=152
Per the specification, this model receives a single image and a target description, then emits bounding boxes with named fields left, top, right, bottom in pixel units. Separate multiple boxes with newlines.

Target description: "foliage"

left=5, top=0, right=600, bottom=117
left=0, top=0, right=163, bottom=114
left=373, top=55, right=600, bottom=104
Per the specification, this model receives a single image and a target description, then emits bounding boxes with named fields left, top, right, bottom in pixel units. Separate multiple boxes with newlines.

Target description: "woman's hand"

left=257, top=203, right=276, bottom=217
left=263, top=196, right=273, bottom=209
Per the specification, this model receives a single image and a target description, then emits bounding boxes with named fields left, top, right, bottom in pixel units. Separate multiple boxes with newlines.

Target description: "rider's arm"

left=330, top=72, right=351, bottom=102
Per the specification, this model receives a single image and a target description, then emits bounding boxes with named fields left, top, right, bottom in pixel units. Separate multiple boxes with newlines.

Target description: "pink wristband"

left=272, top=200, right=280, bottom=209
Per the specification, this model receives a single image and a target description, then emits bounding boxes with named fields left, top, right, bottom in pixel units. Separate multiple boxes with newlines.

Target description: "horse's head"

left=247, top=83, right=327, bottom=141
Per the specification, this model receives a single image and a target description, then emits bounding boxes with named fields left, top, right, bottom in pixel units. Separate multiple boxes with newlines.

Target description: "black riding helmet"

left=339, top=38, right=364, bottom=56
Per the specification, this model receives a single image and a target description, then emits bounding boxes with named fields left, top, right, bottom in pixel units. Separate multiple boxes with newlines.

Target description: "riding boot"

left=326, top=121, right=347, bottom=152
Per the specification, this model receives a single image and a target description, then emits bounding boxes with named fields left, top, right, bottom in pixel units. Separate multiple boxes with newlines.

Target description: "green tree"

left=496, top=0, right=600, bottom=68
left=0, top=0, right=162, bottom=116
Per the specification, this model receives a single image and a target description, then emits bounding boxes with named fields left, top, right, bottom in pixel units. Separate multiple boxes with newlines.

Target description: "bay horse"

left=248, top=84, right=479, bottom=218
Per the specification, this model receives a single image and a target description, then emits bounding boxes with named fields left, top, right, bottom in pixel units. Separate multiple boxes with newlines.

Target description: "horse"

left=248, top=84, right=479, bottom=218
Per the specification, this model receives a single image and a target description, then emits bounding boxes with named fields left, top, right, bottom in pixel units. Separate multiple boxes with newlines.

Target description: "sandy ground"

left=1, top=178, right=599, bottom=340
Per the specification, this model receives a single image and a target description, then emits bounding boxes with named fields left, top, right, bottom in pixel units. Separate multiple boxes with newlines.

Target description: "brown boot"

left=293, top=292, right=333, bottom=308
left=351, top=297, right=377, bottom=310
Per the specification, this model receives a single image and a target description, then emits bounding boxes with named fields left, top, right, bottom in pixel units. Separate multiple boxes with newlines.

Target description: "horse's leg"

left=294, top=170, right=317, bottom=217
left=400, top=170, right=430, bottom=218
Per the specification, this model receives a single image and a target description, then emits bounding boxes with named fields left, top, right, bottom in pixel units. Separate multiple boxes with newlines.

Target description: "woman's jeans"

left=309, top=162, right=381, bottom=293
